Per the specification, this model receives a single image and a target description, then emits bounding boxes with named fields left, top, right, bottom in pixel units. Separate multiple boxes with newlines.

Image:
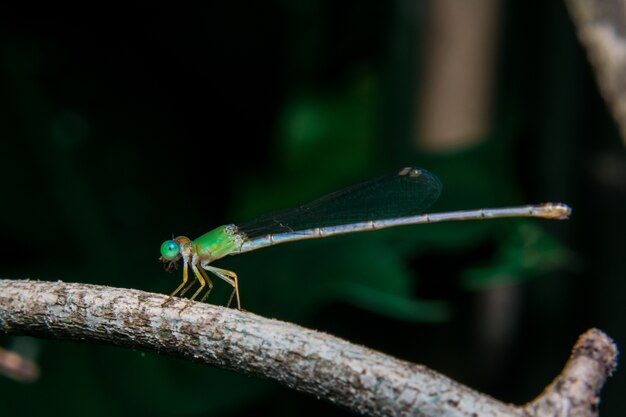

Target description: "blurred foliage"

left=0, top=2, right=625, bottom=417
left=462, top=223, right=573, bottom=290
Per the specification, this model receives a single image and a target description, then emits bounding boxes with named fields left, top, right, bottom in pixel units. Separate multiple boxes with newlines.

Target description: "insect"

left=159, top=167, right=571, bottom=310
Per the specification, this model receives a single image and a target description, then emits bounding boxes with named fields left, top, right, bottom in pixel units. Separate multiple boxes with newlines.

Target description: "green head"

left=160, top=239, right=180, bottom=261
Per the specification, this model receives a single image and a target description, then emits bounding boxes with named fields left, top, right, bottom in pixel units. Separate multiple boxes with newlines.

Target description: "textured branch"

left=0, top=280, right=617, bottom=417
left=524, top=328, right=618, bottom=417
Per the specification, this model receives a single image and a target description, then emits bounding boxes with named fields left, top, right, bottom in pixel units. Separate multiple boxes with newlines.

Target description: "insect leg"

left=205, top=265, right=241, bottom=310
left=196, top=267, right=215, bottom=303
left=189, top=263, right=207, bottom=301
left=169, top=260, right=189, bottom=297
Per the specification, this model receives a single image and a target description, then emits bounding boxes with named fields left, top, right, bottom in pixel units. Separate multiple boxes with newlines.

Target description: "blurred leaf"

left=462, top=223, right=572, bottom=290
left=277, top=72, right=378, bottom=174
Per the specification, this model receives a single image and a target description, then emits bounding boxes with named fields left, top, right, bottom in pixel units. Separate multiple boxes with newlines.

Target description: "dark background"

left=1, top=2, right=624, bottom=416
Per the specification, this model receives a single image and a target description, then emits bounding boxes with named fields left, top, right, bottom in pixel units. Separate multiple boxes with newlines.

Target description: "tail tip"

left=542, top=202, right=572, bottom=219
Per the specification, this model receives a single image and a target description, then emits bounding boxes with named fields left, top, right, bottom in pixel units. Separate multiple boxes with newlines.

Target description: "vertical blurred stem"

left=565, top=0, right=626, bottom=146
left=417, top=0, right=500, bottom=151
left=416, top=0, right=515, bottom=385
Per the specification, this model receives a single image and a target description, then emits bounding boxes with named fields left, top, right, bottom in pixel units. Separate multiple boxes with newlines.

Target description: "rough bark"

left=0, top=279, right=617, bottom=417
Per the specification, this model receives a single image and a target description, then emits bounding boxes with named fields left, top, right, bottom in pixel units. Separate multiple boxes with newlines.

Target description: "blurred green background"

left=1, top=2, right=624, bottom=416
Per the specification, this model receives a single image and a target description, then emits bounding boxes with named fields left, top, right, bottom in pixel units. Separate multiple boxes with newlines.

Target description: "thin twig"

left=0, top=346, right=39, bottom=383
left=0, top=279, right=617, bottom=417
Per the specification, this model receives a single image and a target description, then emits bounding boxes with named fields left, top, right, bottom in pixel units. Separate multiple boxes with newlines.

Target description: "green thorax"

left=193, top=225, right=243, bottom=262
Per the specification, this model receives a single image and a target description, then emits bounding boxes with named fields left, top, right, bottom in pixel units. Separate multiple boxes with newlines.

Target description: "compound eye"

left=160, top=240, right=179, bottom=261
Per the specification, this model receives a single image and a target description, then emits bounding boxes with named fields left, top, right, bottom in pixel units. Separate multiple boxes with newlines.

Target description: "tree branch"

left=0, top=279, right=617, bottom=417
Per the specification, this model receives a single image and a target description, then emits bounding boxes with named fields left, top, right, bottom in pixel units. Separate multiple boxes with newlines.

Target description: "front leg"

left=169, top=260, right=189, bottom=297
left=161, top=260, right=189, bottom=307
left=180, top=275, right=198, bottom=297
